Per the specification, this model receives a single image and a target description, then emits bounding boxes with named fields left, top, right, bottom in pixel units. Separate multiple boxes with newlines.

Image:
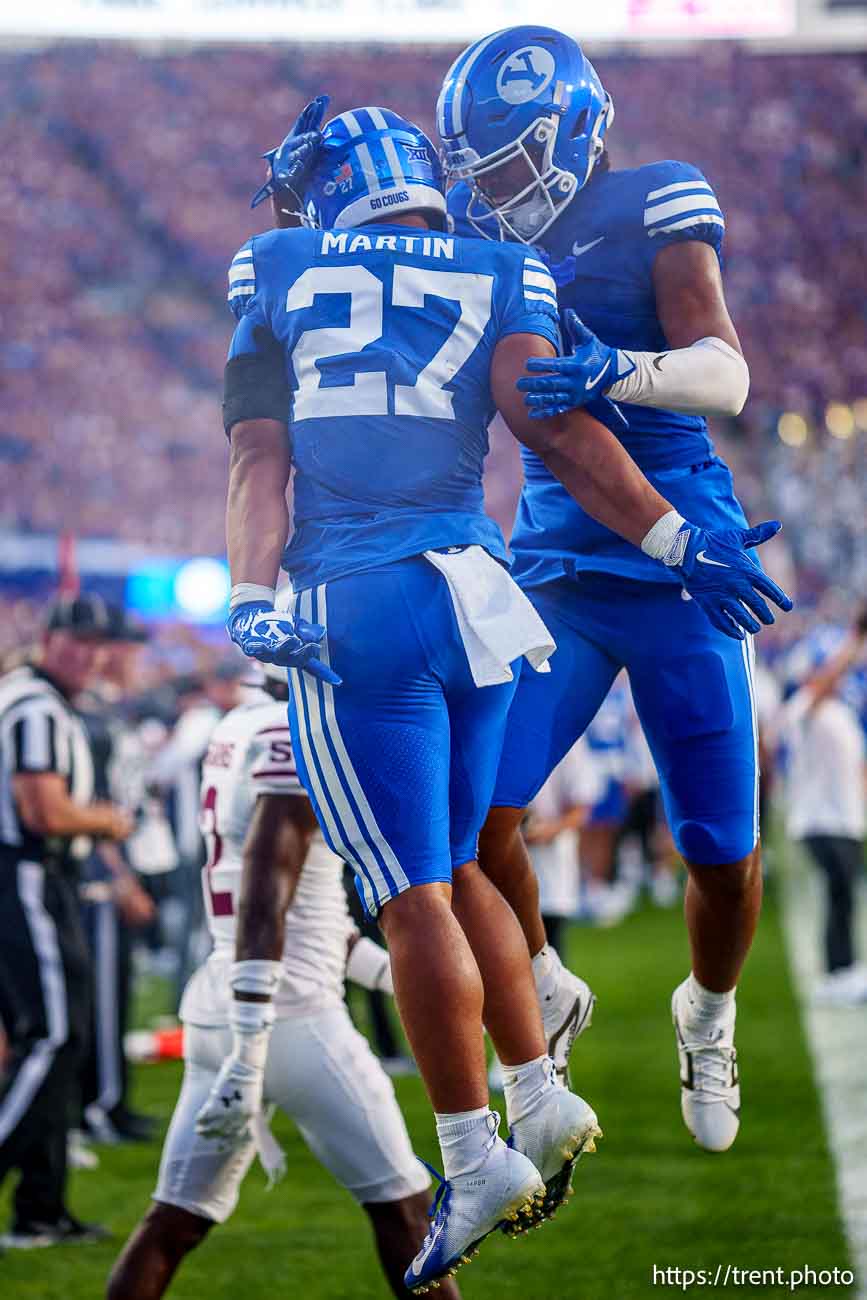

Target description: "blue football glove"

left=518, top=309, right=635, bottom=418
left=664, top=520, right=793, bottom=641
left=227, top=601, right=341, bottom=685
left=250, top=94, right=330, bottom=211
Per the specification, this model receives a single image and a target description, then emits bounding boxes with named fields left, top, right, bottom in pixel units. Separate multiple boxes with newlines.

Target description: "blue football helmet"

left=304, top=107, right=446, bottom=231
left=436, top=26, right=614, bottom=243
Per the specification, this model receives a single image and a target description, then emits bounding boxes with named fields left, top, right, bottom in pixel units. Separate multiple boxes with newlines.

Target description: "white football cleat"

left=507, top=1084, right=601, bottom=1228
left=672, top=979, right=740, bottom=1153
left=813, top=964, right=867, bottom=1007
left=405, top=1118, right=544, bottom=1293
left=539, top=963, right=596, bottom=1088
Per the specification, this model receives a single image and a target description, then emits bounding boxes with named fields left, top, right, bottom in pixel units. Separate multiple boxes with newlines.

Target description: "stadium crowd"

left=1, top=42, right=866, bottom=585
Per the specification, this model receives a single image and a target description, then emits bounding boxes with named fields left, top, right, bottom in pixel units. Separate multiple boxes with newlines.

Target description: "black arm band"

left=223, top=341, right=291, bottom=436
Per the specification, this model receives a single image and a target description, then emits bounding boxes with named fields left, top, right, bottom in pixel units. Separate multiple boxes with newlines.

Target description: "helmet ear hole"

left=570, top=108, right=590, bottom=139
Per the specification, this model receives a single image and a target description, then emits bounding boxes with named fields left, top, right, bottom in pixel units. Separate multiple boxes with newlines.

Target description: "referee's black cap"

left=44, top=595, right=150, bottom=642
left=43, top=593, right=114, bottom=638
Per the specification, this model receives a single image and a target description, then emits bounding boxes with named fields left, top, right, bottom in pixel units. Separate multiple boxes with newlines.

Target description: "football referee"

left=0, top=595, right=133, bottom=1247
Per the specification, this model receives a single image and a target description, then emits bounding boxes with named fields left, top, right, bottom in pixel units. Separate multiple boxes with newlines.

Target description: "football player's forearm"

left=607, top=337, right=749, bottom=418
left=14, top=775, right=121, bottom=838
left=236, top=854, right=295, bottom=968
left=237, top=832, right=305, bottom=966
left=802, top=635, right=865, bottom=709
left=532, top=413, right=673, bottom=549
left=226, top=421, right=291, bottom=590
left=235, top=795, right=313, bottom=997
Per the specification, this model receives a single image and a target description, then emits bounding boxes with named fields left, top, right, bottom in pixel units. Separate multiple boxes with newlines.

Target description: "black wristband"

left=223, top=326, right=290, bottom=435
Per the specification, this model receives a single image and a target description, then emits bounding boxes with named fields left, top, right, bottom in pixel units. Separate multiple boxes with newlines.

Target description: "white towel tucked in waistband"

left=424, top=545, right=556, bottom=688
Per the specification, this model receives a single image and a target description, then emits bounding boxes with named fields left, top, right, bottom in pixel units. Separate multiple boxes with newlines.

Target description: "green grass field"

left=2, top=879, right=853, bottom=1300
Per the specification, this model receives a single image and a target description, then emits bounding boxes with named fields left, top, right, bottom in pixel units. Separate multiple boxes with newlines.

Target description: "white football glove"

left=195, top=1000, right=274, bottom=1143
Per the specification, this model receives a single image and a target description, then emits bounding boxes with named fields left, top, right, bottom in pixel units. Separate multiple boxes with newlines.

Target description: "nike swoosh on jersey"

left=572, top=237, right=605, bottom=257
left=412, top=1220, right=446, bottom=1275
left=585, top=358, right=611, bottom=390
left=652, top=353, right=668, bottom=371
left=696, top=551, right=730, bottom=568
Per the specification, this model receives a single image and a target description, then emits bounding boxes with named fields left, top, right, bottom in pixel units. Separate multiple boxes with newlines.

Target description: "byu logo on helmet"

left=496, top=46, right=555, bottom=105
left=437, top=26, right=614, bottom=244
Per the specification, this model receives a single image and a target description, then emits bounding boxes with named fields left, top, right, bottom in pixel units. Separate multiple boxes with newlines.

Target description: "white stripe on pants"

left=0, top=862, right=69, bottom=1143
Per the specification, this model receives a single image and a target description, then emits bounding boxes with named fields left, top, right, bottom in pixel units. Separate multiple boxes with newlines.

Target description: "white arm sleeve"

left=607, top=336, right=749, bottom=418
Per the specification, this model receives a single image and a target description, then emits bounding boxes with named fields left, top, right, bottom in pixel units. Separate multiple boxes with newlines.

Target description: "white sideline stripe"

left=231, top=249, right=254, bottom=263
left=365, top=106, right=388, bottom=130
left=644, top=193, right=722, bottom=226
left=227, top=286, right=255, bottom=300
left=0, top=862, right=68, bottom=1143
left=780, top=844, right=867, bottom=1298
left=287, top=636, right=377, bottom=914
left=525, top=288, right=558, bottom=304
left=228, top=264, right=256, bottom=285
left=524, top=257, right=549, bottom=273
left=314, top=586, right=410, bottom=896
left=648, top=214, right=725, bottom=238
left=646, top=179, right=715, bottom=202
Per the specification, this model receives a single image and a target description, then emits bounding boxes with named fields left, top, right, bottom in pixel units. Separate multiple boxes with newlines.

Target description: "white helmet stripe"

left=335, top=110, right=364, bottom=137
left=380, top=134, right=406, bottom=187
left=354, top=140, right=381, bottom=192
left=361, top=107, right=406, bottom=187
left=448, top=28, right=508, bottom=136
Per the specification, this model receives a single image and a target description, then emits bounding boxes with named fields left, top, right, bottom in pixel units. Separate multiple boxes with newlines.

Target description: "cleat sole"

left=505, top=1120, right=603, bottom=1236
left=408, top=1182, right=541, bottom=1293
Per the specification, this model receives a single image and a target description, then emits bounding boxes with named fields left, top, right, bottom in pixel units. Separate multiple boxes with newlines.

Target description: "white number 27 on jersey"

left=284, top=265, right=494, bottom=422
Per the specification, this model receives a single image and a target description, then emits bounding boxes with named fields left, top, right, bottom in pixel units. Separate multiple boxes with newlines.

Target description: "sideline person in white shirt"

left=776, top=618, right=867, bottom=1005
left=524, top=738, right=603, bottom=955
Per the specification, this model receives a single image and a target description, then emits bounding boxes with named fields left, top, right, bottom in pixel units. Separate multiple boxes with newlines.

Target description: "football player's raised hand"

left=227, top=600, right=341, bottom=684
left=662, top=519, right=793, bottom=641
left=518, top=309, right=634, bottom=416
left=251, top=94, right=331, bottom=211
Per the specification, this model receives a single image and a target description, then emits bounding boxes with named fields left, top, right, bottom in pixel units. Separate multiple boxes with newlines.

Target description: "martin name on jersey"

left=448, top=160, right=752, bottom=589
left=179, top=687, right=351, bottom=1027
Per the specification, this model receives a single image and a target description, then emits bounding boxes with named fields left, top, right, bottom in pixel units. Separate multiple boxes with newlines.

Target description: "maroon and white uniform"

left=155, top=689, right=428, bottom=1223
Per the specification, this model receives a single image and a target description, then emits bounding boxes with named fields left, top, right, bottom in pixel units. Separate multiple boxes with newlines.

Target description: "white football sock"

left=435, top=1107, right=498, bottom=1180
left=685, top=973, right=735, bottom=1021
left=503, top=1054, right=557, bottom=1127
left=532, top=944, right=561, bottom=1003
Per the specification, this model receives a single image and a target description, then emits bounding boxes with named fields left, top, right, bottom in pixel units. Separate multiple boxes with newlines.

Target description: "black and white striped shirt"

left=0, top=665, right=94, bottom=868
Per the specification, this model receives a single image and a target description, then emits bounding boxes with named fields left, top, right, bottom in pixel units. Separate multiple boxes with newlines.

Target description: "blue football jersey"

left=448, top=162, right=749, bottom=587
left=226, top=225, right=561, bottom=590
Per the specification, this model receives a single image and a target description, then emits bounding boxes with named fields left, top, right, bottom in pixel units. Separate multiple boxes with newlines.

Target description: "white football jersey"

left=179, top=687, right=352, bottom=1026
